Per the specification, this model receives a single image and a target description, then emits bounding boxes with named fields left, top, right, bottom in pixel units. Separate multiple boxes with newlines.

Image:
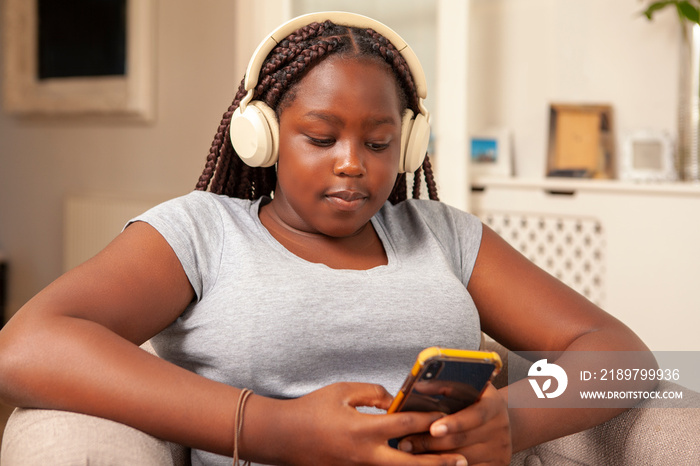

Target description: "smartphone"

left=387, top=347, right=502, bottom=414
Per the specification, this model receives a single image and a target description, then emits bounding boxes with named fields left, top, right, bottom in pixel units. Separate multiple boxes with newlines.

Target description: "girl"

left=0, top=12, right=651, bottom=466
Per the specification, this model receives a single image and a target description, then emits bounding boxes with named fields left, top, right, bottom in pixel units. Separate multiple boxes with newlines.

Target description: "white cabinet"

left=471, top=176, right=700, bottom=351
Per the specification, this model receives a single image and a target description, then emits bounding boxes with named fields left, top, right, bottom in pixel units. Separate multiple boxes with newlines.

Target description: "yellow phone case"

left=387, top=347, right=502, bottom=414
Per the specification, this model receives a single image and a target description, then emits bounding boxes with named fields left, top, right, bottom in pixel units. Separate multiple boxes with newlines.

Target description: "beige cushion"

left=0, top=407, right=189, bottom=466
left=511, top=401, right=700, bottom=465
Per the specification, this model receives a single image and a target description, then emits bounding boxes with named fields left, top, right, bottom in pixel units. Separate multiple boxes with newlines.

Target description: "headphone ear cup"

left=229, top=101, right=279, bottom=167
left=399, top=109, right=430, bottom=173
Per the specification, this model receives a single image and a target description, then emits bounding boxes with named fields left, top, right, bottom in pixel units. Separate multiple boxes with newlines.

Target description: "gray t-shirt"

left=133, top=190, right=483, bottom=465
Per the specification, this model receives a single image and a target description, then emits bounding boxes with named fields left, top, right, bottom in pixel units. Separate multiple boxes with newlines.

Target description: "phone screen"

left=399, top=357, right=498, bottom=413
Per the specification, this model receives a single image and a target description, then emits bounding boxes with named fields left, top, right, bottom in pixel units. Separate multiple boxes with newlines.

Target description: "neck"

left=259, top=203, right=387, bottom=270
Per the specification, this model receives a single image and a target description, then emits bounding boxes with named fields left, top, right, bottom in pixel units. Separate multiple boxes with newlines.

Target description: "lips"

left=325, top=189, right=369, bottom=211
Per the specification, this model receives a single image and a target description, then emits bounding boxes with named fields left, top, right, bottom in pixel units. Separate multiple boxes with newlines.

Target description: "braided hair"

left=195, top=19, right=438, bottom=203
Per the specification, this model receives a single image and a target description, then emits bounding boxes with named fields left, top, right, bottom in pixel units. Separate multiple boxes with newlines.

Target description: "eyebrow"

left=303, top=111, right=342, bottom=125
left=302, top=111, right=398, bottom=129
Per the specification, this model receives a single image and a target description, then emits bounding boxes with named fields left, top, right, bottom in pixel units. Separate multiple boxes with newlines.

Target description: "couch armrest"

left=480, top=337, right=700, bottom=464
left=1, top=407, right=190, bottom=466
left=511, top=382, right=700, bottom=465
left=1, top=341, right=189, bottom=465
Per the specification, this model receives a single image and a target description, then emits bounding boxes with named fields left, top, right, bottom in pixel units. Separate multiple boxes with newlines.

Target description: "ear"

left=400, top=109, right=430, bottom=173
left=229, top=101, right=280, bottom=168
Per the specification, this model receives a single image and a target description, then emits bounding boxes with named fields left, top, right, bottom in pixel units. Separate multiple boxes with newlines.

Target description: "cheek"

left=372, top=152, right=401, bottom=193
left=276, top=152, right=324, bottom=204
left=276, top=159, right=310, bottom=199
left=277, top=137, right=316, bottom=181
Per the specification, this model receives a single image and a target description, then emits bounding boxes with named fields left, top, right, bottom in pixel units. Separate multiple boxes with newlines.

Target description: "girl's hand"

left=395, top=383, right=511, bottom=466
left=249, top=382, right=468, bottom=465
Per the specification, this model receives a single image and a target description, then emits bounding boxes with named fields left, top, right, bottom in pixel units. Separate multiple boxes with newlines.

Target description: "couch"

left=2, top=339, right=699, bottom=465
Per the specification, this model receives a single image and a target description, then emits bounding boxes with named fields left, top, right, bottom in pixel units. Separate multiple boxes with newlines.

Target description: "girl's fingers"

left=397, top=384, right=510, bottom=456
left=378, top=448, right=468, bottom=466
left=335, top=382, right=447, bottom=441
left=431, top=384, right=503, bottom=434
left=342, top=382, right=395, bottom=410
left=377, top=409, right=448, bottom=441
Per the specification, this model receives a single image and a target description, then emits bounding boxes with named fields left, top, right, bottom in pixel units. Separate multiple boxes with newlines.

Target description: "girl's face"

left=271, top=56, right=403, bottom=238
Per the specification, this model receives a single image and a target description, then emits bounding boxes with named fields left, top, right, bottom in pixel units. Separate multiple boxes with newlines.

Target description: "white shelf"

left=472, top=176, right=700, bottom=197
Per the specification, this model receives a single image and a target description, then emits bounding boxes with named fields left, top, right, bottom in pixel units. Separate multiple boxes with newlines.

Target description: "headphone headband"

left=240, top=11, right=428, bottom=110
left=230, top=11, right=431, bottom=173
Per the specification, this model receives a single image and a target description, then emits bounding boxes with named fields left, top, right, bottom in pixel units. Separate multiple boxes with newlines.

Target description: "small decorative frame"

left=620, top=130, right=676, bottom=182
left=546, top=104, right=615, bottom=178
left=469, top=128, right=512, bottom=178
left=1, top=0, right=156, bottom=121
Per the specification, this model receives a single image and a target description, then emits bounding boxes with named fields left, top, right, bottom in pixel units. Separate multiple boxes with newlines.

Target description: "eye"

left=307, top=136, right=334, bottom=147
left=366, top=141, right=390, bottom=152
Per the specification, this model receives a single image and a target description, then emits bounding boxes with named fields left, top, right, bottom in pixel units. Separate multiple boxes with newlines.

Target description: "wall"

left=468, top=0, right=680, bottom=178
left=0, top=0, right=683, bottom=322
left=0, top=0, right=241, bottom=319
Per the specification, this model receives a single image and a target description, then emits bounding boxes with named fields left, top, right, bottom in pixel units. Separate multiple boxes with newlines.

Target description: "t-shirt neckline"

left=251, top=197, right=398, bottom=275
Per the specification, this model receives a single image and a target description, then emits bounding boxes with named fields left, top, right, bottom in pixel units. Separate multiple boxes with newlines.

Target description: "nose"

left=333, top=141, right=366, bottom=177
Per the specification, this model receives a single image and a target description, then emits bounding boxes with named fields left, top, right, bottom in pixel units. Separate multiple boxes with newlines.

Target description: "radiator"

left=479, top=211, right=606, bottom=307
left=63, top=194, right=167, bottom=272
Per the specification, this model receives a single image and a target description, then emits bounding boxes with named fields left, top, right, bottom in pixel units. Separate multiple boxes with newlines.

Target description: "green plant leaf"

left=642, top=0, right=677, bottom=20
left=678, top=1, right=700, bottom=23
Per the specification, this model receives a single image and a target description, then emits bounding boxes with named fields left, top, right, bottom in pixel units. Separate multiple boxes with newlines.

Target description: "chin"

left=321, top=224, right=367, bottom=239
left=317, top=214, right=371, bottom=238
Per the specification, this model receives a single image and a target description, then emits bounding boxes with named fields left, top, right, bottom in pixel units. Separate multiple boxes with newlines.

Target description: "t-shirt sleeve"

left=127, top=191, right=225, bottom=301
left=407, top=200, right=483, bottom=288
left=439, top=203, right=483, bottom=287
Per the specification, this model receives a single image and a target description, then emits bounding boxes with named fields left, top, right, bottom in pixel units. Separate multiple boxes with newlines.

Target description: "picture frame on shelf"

left=546, top=103, right=615, bottom=178
left=620, top=130, right=676, bottom=182
left=469, top=128, right=512, bottom=178
left=1, top=0, right=156, bottom=121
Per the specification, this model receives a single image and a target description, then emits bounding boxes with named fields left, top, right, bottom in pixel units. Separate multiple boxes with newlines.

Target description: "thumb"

left=343, top=383, right=394, bottom=410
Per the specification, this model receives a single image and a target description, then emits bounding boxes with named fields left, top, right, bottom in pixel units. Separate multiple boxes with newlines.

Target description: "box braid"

left=195, top=19, right=438, bottom=204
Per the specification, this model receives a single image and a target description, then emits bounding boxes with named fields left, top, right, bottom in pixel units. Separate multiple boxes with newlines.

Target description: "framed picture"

left=546, top=104, right=615, bottom=178
left=620, top=130, right=676, bottom=182
left=1, top=0, right=156, bottom=121
left=469, top=128, right=512, bottom=178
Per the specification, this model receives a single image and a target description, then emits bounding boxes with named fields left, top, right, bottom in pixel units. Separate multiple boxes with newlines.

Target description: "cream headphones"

left=229, top=11, right=431, bottom=173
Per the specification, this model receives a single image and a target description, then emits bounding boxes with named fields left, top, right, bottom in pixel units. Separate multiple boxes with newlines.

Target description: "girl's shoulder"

left=160, top=190, right=258, bottom=210
left=129, top=191, right=265, bottom=259
left=377, top=198, right=482, bottom=235
left=129, top=192, right=266, bottom=301
left=137, top=191, right=263, bottom=224
left=375, top=199, right=483, bottom=263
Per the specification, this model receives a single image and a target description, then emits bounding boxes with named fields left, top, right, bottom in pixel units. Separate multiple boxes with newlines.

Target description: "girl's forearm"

left=0, top=313, right=285, bottom=459
left=502, top=324, right=654, bottom=452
